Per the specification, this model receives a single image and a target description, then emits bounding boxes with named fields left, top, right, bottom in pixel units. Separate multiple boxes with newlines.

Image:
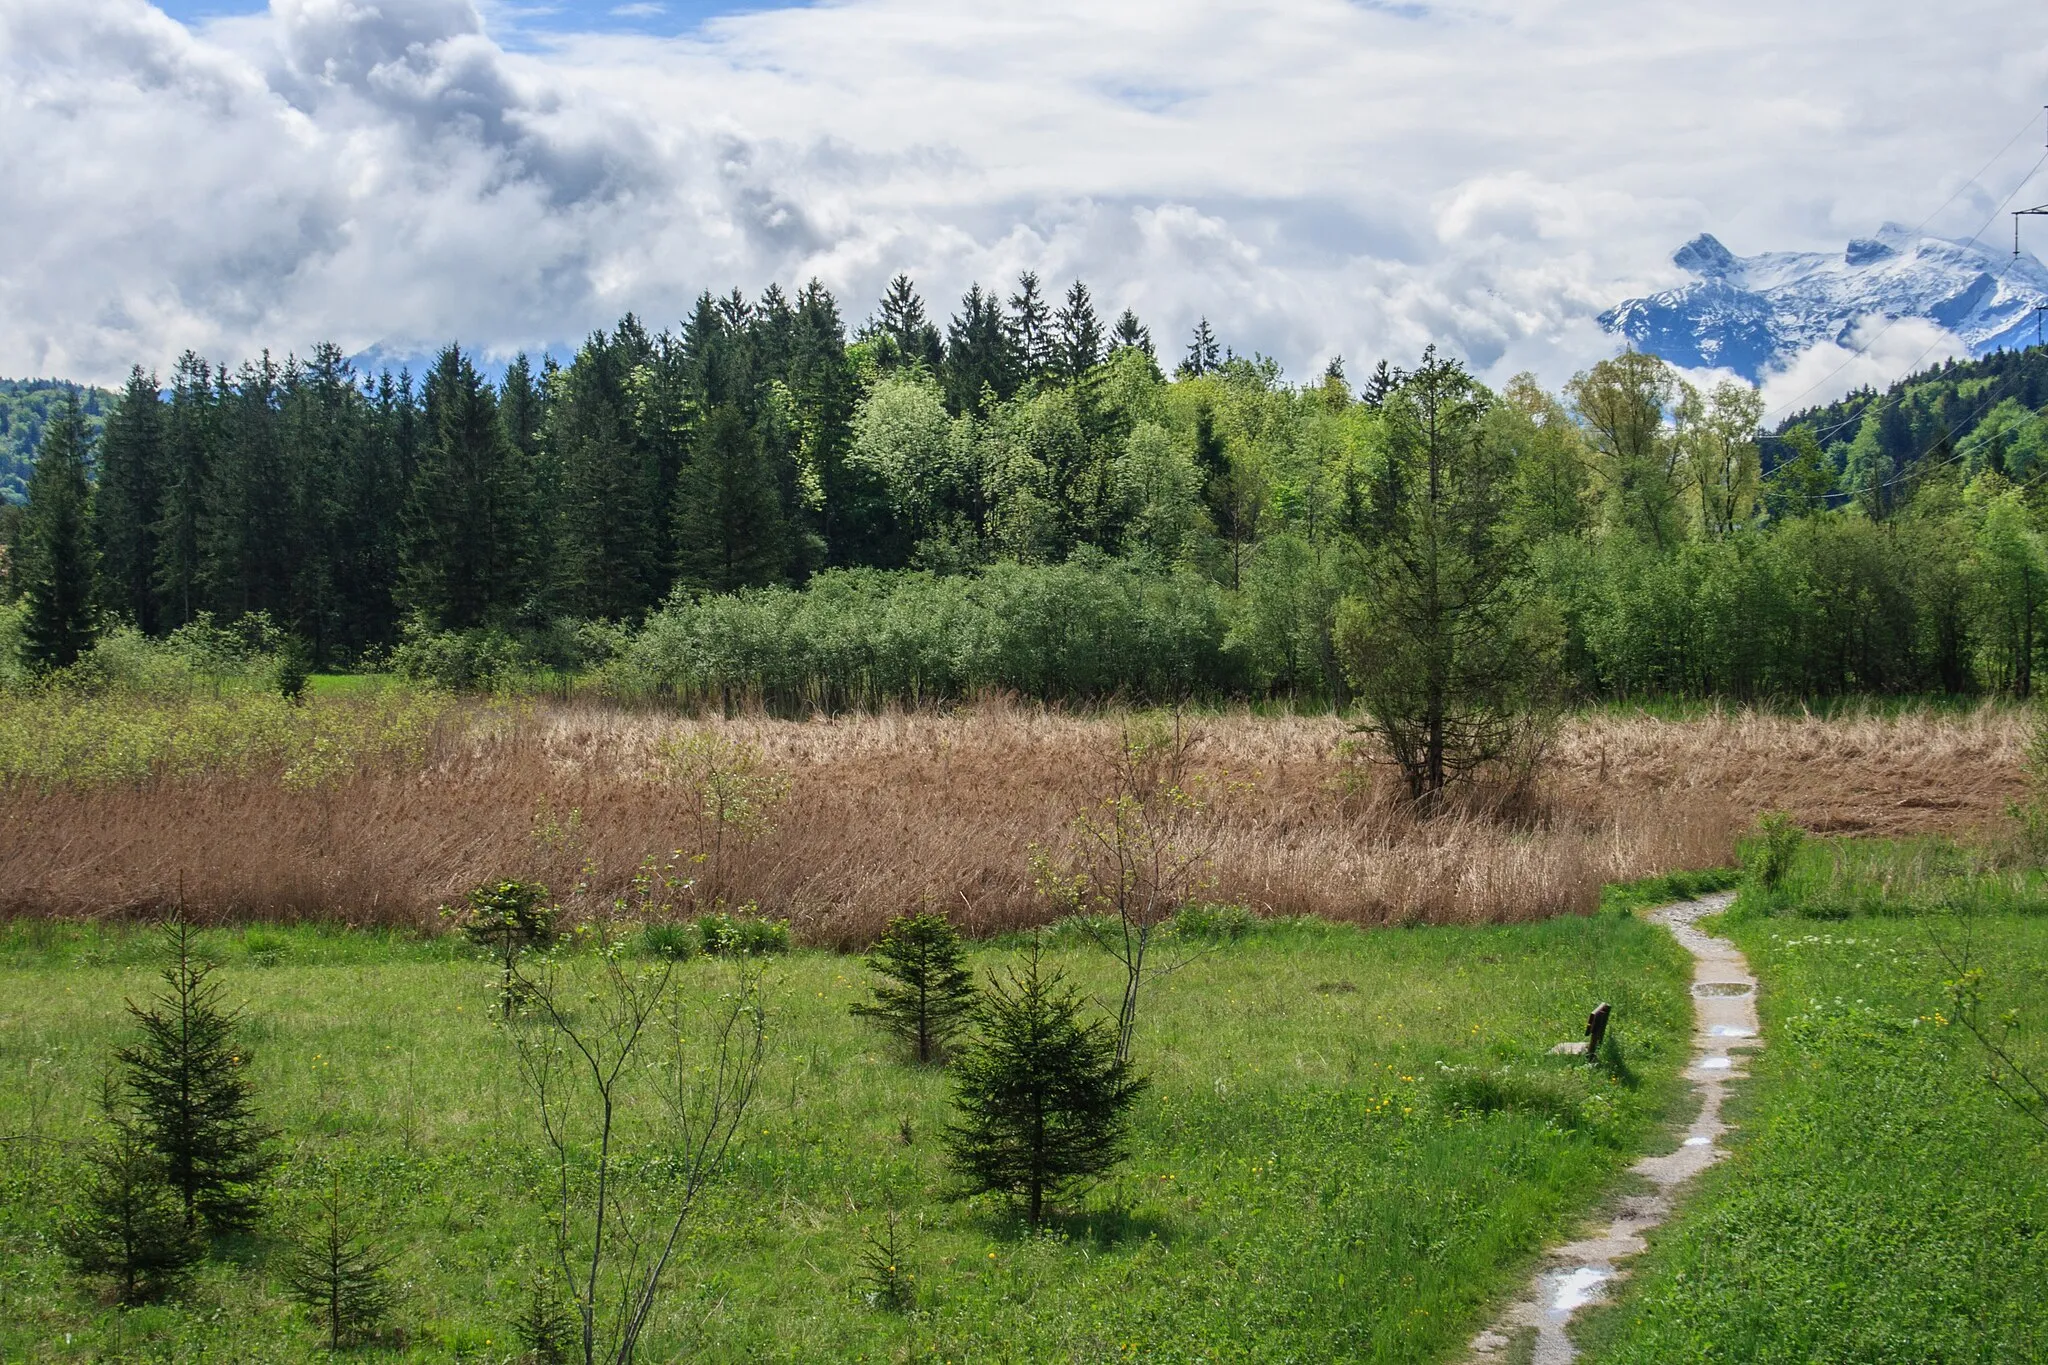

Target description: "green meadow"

left=0, top=912, right=1689, bottom=1363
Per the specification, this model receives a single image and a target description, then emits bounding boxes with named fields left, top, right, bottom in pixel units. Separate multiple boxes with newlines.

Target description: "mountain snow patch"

left=1600, top=225, right=2048, bottom=381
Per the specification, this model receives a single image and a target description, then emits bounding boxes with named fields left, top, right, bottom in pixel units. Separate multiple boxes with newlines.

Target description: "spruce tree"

left=153, top=352, right=216, bottom=630
left=61, top=1119, right=205, bottom=1305
left=1055, top=280, right=1104, bottom=381
left=850, top=912, right=978, bottom=1064
left=945, top=284, right=1021, bottom=415
left=674, top=404, right=789, bottom=592
left=873, top=274, right=945, bottom=374
left=1178, top=319, right=1221, bottom=378
left=398, top=345, right=537, bottom=630
left=1008, top=272, right=1057, bottom=383
left=551, top=323, right=663, bottom=620
left=1109, top=308, right=1154, bottom=360
left=96, top=367, right=166, bottom=633
left=117, top=922, right=277, bottom=1235
left=282, top=1171, right=397, bottom=1350
left=18, top=390, right=99, bottom=671
left=944, top=941, right=1145, bottom=1225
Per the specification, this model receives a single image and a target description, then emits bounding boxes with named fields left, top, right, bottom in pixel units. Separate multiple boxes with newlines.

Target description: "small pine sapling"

left=850, top=912, right=977, bottom=1064
left=944, top=940, right=1146, bottom=1226
left=60, top=1116, right=205, bottom=1304
left=282, top=1171, right=397, bottom=1351
left=857, top=1210, right=915, bottom=1312
left=512, top=1275, right=578, bottom=1365
left=117, top=921, right=277, bottom=1235
left=455, top=880, right=556, bottom=1017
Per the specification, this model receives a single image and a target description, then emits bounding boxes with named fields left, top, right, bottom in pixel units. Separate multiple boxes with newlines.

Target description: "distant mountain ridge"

left=1600, top=225, right=2048, bottom=380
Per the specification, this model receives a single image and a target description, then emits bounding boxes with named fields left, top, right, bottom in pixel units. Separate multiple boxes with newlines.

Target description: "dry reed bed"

left=0, top=702, right=2025, bottom=942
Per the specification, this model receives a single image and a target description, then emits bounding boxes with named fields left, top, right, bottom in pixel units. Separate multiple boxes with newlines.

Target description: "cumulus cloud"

left=2, top=0, right=2045, bottom=396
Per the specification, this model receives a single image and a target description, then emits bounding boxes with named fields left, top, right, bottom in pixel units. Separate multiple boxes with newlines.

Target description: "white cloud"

left=2, top=0, right=2046, bottom=393
left=1756, top=316, right=1970, bottom=424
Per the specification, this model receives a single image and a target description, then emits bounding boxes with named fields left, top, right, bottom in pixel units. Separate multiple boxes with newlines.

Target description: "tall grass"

left=5, top=696, right=2017, bottom=938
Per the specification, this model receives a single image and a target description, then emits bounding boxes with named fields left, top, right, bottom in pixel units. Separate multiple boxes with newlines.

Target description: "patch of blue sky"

left=150, top=1, right=811, bottom=39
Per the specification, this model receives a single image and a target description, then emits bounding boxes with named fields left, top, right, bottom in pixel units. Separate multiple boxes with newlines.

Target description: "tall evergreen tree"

left=1055, top=280, right=1105, bottom=381
left=200, top=354, right=293, bottom=621
left=96, top=367, right=165, bottom=632
left=154, top=353, right=216, bottom=630
left=944, top=284, right=1021, bottom=415
left=1008, top=272, right=1057, bottom=383
left=1178, top=318, right=1221, bottom=377
left=674, top=403, right=789, bottom=592
left=399, top=345, right=538, bottom=630
left=788, top=280, right=886, bottom=565
left=873, top=274, right=945, bottom=374
left=551, top=324, right=663, bottom=619
left=17, top=390, right=99, bottom=670
left=1109, top=308, right=1154, bottom=360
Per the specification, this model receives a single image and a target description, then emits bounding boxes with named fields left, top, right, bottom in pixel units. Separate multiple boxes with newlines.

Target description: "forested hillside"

left=1768, top=343, right=2048, bottom=507
left=7, top=272, right=2048, bottom=704
left=0, top=378, right=113, bottom=503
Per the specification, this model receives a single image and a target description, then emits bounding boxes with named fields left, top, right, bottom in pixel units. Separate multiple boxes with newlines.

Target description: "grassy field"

left=1579, top=839, right=2048, bottom=1364
left=0, top=909, right=1692, bottom=1363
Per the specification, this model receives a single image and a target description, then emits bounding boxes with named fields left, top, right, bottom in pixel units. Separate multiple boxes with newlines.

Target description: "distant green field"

left=0, top=911, right=1690, bottom=1363
left=1580, top=842, right=2048, bottom=1363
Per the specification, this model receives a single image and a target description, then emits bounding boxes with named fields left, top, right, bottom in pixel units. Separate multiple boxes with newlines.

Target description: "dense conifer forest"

left=6, top=273, right=2048, bottom=704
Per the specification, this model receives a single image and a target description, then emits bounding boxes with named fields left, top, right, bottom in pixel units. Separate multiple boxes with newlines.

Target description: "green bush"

left=1742, top=811, right=1805, bottom=891
left=696, top=910, right=790, bottom=957
left=640, top=920, right=698, bottom=960
left=390, top=621, right=523, bottom=692
left=1169, top=902, right=1261, bottom=942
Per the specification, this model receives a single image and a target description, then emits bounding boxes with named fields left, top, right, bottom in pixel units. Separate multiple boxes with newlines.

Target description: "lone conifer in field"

left=944, top=941, right=1145, bottom=1225
left=60, top=1119, right=205, bottom=1304
left=117, top=921, right=276, bottom=1235
left=850, top=912, right=977, bottom=1064
left=282, top=1172, right=397, bottom=1350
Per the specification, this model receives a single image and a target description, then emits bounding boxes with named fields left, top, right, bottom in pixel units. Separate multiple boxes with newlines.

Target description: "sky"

left=5, top=0, right=2048, bottom=415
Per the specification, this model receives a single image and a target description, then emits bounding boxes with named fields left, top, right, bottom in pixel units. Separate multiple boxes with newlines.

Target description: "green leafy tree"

left=1336, top=348, right=1553, bottom=805
left=851, top=912, right=978, bottom=1064
left=944, top=941, right=1145, bottom=1225
left=1568, top=349, right=1684, bottom=547
left=61, top=1117, right=205, bottom=1305
left=17, top=390, right=99, bottom=670
left=1763, top=425, right=1837, bottom=521
left=117, top=922, right=277, bottom=1234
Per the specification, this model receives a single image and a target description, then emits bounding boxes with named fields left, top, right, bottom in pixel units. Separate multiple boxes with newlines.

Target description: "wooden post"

left=1585, top=1002, right=1612, bottom=1061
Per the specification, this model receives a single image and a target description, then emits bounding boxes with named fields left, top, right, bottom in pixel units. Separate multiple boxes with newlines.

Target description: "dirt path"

left=1465, top=892, right=1757, bottom=1364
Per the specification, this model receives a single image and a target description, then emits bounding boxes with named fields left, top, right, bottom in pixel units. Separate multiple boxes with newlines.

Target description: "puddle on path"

left=1548, top=1267, right=1614, bottom=1318
left=1465, top=891, right=1757, bottom=1365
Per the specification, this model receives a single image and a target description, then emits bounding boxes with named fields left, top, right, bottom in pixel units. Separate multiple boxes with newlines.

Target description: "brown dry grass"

left=0, top=700, right=2026, bottom=944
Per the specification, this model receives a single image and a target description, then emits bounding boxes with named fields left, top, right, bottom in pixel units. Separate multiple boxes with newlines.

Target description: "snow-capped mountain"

left=1599, top=224, right=2048, bottom=380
